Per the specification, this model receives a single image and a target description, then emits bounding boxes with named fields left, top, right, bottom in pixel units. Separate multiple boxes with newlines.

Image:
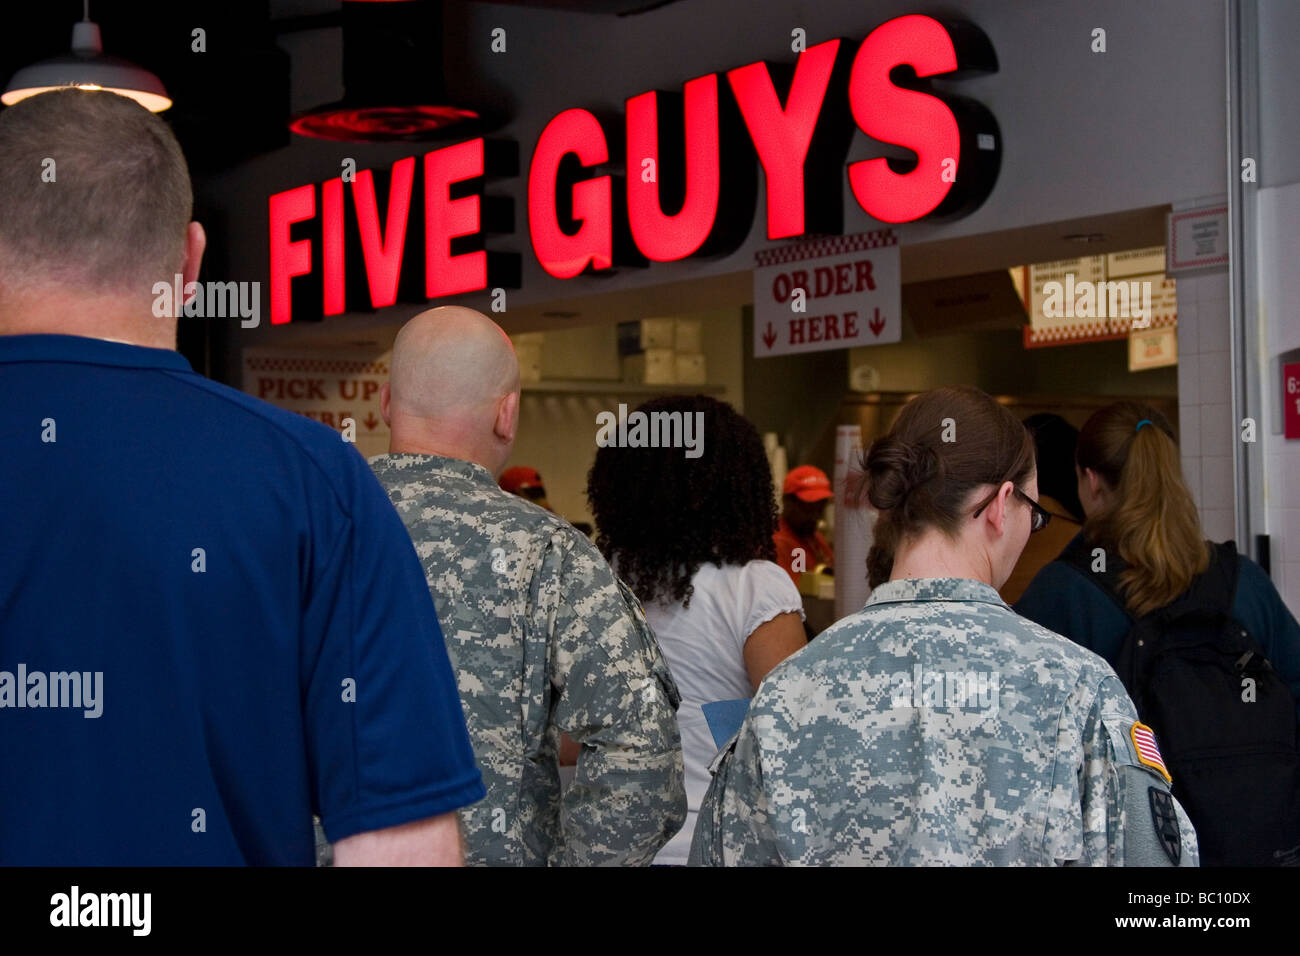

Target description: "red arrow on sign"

left=364, top=412, right=380, bottom=430
left=868, top=307, right=886, bottom=337
left=762, top=322, right=777, bottom=349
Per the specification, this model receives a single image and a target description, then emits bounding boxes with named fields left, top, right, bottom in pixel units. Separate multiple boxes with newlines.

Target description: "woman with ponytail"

left=1016, top=403, right=1300, bottom=866
left=1015, top=402, right=1300, bottom=715
left=690, top=386, right=1198, bottom=867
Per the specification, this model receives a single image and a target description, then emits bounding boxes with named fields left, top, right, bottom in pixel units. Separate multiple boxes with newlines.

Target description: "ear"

left=1083, top=467, right=1105, bottom=498
left=494, top=389, right=519, bottom=444
left=380, top=381, right=392, bottom=426
left=181, top=221, right=206, bottom=300
left=983, top=480, right=1015, bottom=536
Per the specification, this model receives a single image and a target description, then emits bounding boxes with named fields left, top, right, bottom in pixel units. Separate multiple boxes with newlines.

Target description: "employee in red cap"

left=774, top=465, right=834, bottom=585
left=499, top=465, right=552, bottom=512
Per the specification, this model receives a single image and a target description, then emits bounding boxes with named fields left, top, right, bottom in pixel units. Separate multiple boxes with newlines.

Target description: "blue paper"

left=702, top=698, right=752, bottom=749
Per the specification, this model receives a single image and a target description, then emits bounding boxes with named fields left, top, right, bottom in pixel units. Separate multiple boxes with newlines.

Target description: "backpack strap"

left=1055, top=532, right=1134, bottom=622
left=1162, top=540, right=1239, bottom=621
left=1057, top=536, right=1241, bottom=703
left=1056, top=535, right=1241, bottom=623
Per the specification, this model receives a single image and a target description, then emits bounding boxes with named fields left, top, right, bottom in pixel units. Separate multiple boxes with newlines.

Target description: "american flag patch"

left=1130, top=722, right=1172, bottom=783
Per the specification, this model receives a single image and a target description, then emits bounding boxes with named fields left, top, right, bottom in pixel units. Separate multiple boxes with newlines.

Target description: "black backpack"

left=1058, top=535, right=1300, bottom=866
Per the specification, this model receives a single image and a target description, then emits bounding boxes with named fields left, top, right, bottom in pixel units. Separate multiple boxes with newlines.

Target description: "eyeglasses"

left=972, top=485, right=1053, bottom=533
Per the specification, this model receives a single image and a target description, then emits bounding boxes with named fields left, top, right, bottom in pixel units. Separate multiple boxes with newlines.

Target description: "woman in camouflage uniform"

left=690, top=385, right=1198, bottom=867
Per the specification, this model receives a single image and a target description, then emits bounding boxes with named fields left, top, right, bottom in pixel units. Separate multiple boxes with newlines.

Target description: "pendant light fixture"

left=2, top=1, right=172, bottom=112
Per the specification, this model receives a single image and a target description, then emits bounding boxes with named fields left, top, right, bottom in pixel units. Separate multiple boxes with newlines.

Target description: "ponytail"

left=1077, top=404, right=1208, bottom=616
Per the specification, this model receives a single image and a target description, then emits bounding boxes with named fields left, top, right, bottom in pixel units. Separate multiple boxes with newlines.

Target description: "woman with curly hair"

left=587, top=394, right=806, bottom=865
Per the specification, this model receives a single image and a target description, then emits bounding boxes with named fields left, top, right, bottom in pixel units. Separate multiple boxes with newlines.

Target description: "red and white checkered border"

left=245, top=356, right=389, bottom=375
left=1026, top=312, right=1177, bottom=346
left=754, top=230, right=897, bottom=268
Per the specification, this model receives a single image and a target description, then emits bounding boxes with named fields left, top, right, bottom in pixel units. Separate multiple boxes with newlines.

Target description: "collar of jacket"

left=865, top=577, right=1010, bottom=609
left=368, top=452, right=497, bottom=488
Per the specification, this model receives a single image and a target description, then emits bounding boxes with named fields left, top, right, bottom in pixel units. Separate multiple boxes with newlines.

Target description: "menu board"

left=1024, top=248, right=1177, bottom=350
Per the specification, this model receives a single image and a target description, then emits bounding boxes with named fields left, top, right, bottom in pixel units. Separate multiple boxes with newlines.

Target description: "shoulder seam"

left=161, top=369, right=352, bottom=518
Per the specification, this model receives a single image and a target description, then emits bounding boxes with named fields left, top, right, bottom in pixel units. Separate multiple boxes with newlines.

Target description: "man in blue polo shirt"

left=0, top=89, right=485, bottom=865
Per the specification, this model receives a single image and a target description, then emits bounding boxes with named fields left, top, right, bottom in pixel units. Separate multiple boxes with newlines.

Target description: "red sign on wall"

left=1285, top=362, right=1300, bottom=440
left=269, top=13, right=1003, bottom=324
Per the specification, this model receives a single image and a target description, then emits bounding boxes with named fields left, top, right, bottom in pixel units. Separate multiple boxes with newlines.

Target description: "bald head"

left=383, top=307, right=522, bottom=473
left=390, top=307, right=519, bottom=416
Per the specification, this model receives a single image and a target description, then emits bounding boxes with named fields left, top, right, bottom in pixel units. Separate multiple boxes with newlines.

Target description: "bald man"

left=369, top=307, right=686, bottom=866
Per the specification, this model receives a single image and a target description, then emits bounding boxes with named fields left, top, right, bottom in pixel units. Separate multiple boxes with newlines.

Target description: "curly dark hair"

left=586, top=394, right=778, bottom=607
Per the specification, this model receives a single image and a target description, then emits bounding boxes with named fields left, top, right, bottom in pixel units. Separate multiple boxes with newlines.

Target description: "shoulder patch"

left=1148, top=787, right=1181, bottom=864
left=1130, top=722, right=1172, bottom=783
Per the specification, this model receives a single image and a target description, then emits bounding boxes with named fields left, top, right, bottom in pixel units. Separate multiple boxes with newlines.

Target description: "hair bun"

left=865, top=436, right=940, bottom=511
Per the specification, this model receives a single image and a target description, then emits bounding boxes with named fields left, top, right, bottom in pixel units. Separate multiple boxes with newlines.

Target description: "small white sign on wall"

left=1168, top=205, right=1229, bottom=274
left=1129, top=326, right=1178, bottom=371
left=753, top=231, right=901, bottom=357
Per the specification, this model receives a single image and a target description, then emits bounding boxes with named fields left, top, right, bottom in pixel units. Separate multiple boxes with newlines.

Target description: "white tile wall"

left=1179, top=403, right=1201, bottom=457
left=1264, top=452, right=1289, bottom=509
left=1199, top=353, right=1233, bottom=413
left=1201, top=509, right=1235, bottom=542
left=1199, top=402, right=1234, bottom=457
left=1285, top=508, right=1300, bottom=565
left=1265, top=507, right=1286, bottom=561
left=1283, top=563, right=1299, bottom=611
left=1182, top=454, right=1203, bottom=506
left=1177, top=352, right=1201, bottom=406
left=1176, top=303, right=1199, bottom=354
left=1200, top=456, right=1234, bottom=507
left=1172, top=270, right=1242, bottom=554
left=1257, top=183, right=1300, bottom=616
left=1199, top=302, right=1232, bottom=354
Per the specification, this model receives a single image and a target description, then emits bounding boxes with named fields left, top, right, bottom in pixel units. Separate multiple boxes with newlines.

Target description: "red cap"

left=500, top=466, right=545, bottom=495
left=783, top=465, right=833, bottom=502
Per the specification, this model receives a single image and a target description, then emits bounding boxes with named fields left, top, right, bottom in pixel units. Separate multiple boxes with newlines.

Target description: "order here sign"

left=753, top=230, right=900, bottom=357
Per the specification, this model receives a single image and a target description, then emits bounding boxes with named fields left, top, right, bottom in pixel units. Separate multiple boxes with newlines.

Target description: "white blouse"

left=642, top=559, right=805, bottom=865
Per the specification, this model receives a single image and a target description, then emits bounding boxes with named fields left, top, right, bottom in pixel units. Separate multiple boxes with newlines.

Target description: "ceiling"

left=459, top=0, right=684, bottom=12
left=266, top=0, right=682, bottom=20
left=0, top=1, right=688, bottom=170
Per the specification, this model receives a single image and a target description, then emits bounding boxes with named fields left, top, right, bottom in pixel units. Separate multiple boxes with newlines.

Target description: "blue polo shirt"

left=0, top=334, right=484, bottom=865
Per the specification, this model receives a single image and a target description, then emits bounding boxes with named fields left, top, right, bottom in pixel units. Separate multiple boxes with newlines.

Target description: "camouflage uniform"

left=369, top=453, right=686, bottom=866
left=689, top=578, right=1199, bottom=867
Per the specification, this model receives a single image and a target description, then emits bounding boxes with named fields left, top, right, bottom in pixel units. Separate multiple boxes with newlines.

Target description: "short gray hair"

left=0, top=90, right=192, bottom=293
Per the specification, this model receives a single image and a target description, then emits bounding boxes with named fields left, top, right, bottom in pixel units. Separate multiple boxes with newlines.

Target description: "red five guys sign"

left=268, top=14, right=1001, bottom=324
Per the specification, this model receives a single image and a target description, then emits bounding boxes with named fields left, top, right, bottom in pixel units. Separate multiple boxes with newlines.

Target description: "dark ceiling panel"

left=467, top=0, right=683, bottom=13
left=266, top=0, right=685, bottom=18
left=0, top=0, right=290, bottom=170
